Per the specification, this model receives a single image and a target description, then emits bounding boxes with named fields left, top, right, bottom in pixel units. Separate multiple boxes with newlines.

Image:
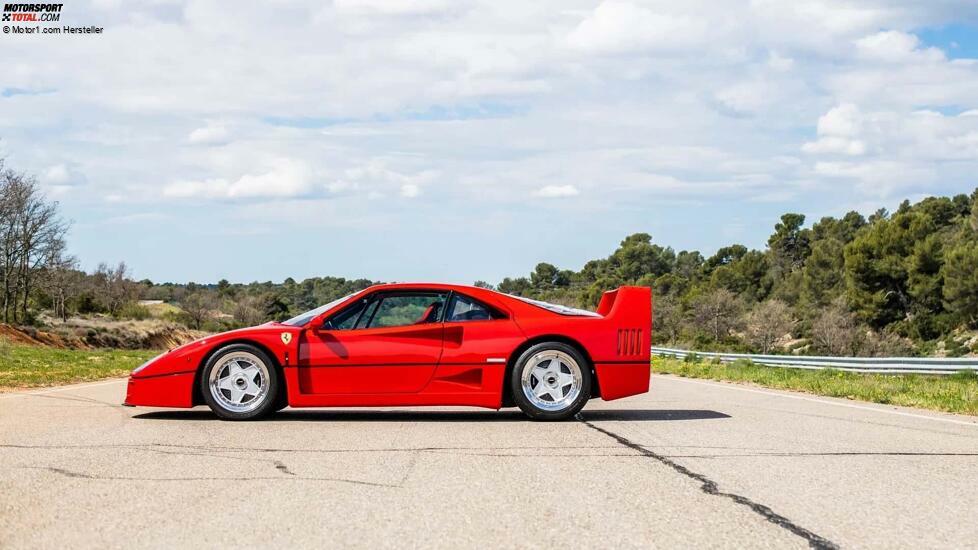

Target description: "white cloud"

left=333, top=0, right=458, bottom=16
left=163, top=159, right=313, bottom=199
left=566, top=1, right=708, bottom=55
left=400, top=183, right=421, bottom=198
left=188, top=123, right=231, bottom=145
left=41, top=163, right=86, bottom=192
left=855, top=31, right=944, bottom=63
left=802, top=103, right=867, bottom=155
left=43, top=164, right=71, bottom=185
left=714, top=81, right=774, bottom=116
left=534, top=185, right=579, bottom=198
left=767, top=51, right=794, bottom=71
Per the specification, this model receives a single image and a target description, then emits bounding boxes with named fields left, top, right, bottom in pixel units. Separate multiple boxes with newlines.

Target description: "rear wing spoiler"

left=596, top=286, right=652, bottom=324
left=596, top=286, right=652, bottom=358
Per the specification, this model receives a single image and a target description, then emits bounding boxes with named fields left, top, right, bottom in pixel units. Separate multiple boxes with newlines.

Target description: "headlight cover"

left=131, top=353, right=164, bottom=376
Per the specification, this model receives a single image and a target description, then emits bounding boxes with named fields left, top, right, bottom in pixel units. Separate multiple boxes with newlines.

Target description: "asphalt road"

left=2, top=375, right=977, bottom=549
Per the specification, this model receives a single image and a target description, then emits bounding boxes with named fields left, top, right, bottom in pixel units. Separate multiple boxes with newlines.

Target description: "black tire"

left=510, top=342, right=591, bottom=421
left=200, top=344, right=280, bottom=420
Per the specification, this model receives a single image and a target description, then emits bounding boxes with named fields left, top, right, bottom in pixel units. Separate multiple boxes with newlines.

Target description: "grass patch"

left=654, top=357, right=978, bottom=416
left=0, top=343, right=157, bottom=390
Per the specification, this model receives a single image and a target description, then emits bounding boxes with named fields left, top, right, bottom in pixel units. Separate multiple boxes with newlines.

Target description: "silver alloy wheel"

left=520, top=350, right=583, bottom=412
left=208, top=351, right=270, bottom=414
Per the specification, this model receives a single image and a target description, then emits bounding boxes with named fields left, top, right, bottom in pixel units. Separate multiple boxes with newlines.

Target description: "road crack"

left=274, top=461, right=295, bottom=476
left=577, top=414, right=839, bottom=550
left=21, top=466, right=391, bottom=487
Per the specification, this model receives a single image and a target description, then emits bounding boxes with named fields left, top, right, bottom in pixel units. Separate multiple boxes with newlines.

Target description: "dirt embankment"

left=0, top=324, right=53, bottom=346
left=0, top=319, right=208, bottom=350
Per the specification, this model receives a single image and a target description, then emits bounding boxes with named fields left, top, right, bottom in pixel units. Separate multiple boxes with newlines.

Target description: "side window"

left=447, top=294, right=493, bottom=322
left=324, top=298, right=368, bottom=330
left=366, top=293, right=448, bottom=328
left=354, top=299, right=380, bottom=329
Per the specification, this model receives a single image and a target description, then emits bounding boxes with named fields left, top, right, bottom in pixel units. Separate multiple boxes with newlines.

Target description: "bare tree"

left=811, top=297, right=862, bottom=356
left=0, top=170, right=17, bottom=321
left=233, top=295, right=266, bottom=327
left=40, top=253, right=82, bottom=321
left=744, top=299, right=795, bottom=353
left=182, top=291, right=216, bottom=329
left=0, top=165, right=69, bottom=323
left=91, top=262, right=139, bottom=315
left=692, top=288, right=742, bottom=342
left=862, top=329, right=911, bottom=358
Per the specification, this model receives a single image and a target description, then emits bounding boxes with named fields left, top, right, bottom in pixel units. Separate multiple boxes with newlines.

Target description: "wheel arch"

left=192, top=339, right=286, bottom=407
left=501, top=334, right=600, bottom=407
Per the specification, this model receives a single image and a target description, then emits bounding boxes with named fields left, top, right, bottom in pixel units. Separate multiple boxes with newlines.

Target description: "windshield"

left=281, top=291, right=365, bottom=326
left=508, top=295, right=601, bottom=317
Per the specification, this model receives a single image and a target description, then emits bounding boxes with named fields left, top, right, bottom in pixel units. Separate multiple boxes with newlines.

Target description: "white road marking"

left=0, top=378, right=127, bottom=400
left=658, top=375, right=978, bottom=428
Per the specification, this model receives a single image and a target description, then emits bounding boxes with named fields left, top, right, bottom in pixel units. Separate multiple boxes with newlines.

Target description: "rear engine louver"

left=617, top=328, right=643, bottom=356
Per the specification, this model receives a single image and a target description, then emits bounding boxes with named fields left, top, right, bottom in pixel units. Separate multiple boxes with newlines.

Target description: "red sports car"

left=125, top=283, right=651, bottom=421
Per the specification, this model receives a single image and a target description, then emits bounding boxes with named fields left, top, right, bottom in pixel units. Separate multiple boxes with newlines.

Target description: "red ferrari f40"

left=125, top=283, right=651, bottom=421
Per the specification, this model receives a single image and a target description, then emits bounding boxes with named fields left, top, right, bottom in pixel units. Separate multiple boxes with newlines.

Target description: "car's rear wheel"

left=201, top=344, right=279, bottom=420
left=511, top=342, right=591, bottom=421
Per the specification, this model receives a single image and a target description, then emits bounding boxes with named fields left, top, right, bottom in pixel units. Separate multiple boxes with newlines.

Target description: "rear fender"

left=593, top=286, right=652, bottom=400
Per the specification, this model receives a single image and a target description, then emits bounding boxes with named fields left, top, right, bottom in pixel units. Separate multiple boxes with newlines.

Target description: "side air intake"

left=617, top=328, right=642, bottom=357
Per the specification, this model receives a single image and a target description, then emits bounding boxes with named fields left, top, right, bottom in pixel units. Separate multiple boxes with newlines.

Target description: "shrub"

left=115, top=303, right=151, bottom=320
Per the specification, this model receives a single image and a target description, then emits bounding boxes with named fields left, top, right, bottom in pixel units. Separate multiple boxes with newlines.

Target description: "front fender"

left=125, top=324, right=301, bottom=407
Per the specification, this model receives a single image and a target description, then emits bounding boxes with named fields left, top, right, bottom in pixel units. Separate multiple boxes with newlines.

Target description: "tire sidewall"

left=511, top=342, right=591, bottom=421
left=200, top=344, right=279, bottom=420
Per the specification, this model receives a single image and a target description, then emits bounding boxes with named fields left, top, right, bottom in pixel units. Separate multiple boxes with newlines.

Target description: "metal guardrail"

left=651, top=347, right=978, bottom=375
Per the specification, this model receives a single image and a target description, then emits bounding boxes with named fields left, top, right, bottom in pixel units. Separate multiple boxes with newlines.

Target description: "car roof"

left=367, top=282, right=491, bottom=292
left=363, top=283, right=598, bottom=318
left=363, top=282, right=524, bottom=311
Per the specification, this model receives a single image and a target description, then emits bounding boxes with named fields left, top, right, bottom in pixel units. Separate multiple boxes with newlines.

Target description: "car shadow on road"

left=132, top=409, right=730, bottom=422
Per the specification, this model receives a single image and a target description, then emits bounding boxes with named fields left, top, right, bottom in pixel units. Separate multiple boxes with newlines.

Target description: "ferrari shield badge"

left=280, top=332, right=292, bottom=345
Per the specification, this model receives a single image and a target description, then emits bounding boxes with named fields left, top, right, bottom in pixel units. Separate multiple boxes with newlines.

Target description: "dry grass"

left=34, top=315, right=207, bottom=349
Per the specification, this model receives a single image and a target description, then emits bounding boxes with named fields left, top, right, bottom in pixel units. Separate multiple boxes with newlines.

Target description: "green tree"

left=497, top=277, right=531, bottom=296
left=609, top=233, right=675, bottom=281
left=530, top=263, right=571, bottom=290
left=970, top=192, right=978, bottom=232
left=767, top=213, right=811, bottom=275
left=217, top=278, right=232, bottom=298
left=673, top=250, right=704, bottom=279
left=801, top=238, right=844, bottom=308
left=704, top=244, right=747, bottom=274
left=844, top=211, right=930, bottom=327
left=811, top=211, right=865, bottom=243
left=942, top=240, right=978, bottom=327
left=906, top=233, right=946, bottom=338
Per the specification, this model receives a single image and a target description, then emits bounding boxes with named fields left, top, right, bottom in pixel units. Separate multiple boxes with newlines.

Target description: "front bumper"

left=124, top=371, right=196, bottom=408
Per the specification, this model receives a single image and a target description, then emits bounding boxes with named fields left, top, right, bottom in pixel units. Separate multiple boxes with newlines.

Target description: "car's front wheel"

left=511, top=342, right=591, bottom=421
left=200, top=344, right=279, bottom=420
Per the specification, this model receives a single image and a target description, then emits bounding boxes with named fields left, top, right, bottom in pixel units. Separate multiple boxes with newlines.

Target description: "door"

left=297, top=291, right=447, bottom=394
left=429, top=292, right=525, bottom=395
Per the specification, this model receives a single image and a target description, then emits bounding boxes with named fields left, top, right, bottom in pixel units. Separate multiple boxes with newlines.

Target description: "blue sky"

left=1, top=1, right=977, bottom=285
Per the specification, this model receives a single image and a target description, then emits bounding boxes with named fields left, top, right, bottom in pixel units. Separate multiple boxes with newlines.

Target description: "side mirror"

left=307, top=315, right=326, bottom=333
